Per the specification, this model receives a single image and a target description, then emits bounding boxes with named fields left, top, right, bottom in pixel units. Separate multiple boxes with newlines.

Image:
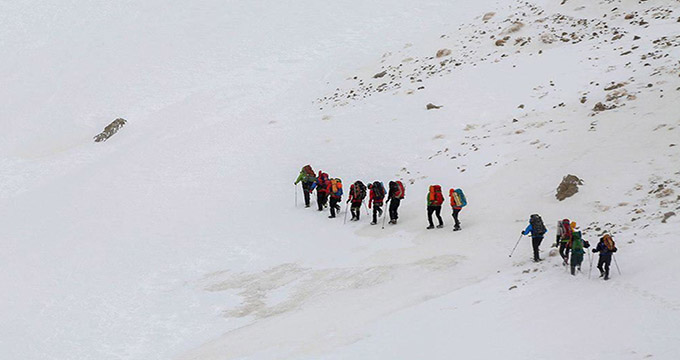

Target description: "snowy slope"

left=1, top=0, right=679, bottom=359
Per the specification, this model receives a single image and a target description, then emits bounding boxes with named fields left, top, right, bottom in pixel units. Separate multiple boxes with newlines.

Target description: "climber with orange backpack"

left=327, top=178, right=343, bottom=218
left=368, top=181, right=386, bottom=225
left=294, top=165, right=317, bottom=208
left=347, top=181, right=367, bottom=221
left=592, top=234, right=618, bottom=280
left=426, top=185, right=445, bottom=229
left=386, top=181, right=405, bottom=225
left=448, top=188, right=467, bottom=231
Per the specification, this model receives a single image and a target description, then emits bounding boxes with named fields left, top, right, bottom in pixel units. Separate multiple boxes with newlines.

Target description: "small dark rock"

left=373, top=71, right=387, bottom=79
left=662, top=212, right=676, bottom=223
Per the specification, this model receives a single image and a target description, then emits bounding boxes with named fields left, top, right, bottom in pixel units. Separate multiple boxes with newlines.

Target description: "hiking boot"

left=436, top=224, right=444, bottom=229
left=599, top=271, right=604, bottom=278
left=427, top=225, right=435, bottom=229
left=370, top=221, right=377, bottom=225
left=328, top=215, right=336, bottom=219
left=604, top=275, right=610, bottom=281
left=453, top=226, right=461, bottom=231
left=305, top=204, right=310, bottom=208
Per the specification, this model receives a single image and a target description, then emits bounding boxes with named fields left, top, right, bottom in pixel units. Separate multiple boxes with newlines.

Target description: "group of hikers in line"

left=294, top=165, right=467, bottom=229
left=519, top=214, right=620, bottom=280
left=295, top=165, right=619, bottom=280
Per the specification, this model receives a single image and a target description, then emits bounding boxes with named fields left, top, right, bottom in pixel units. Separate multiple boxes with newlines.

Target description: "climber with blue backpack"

left=448, top=187, right=467, bottom=231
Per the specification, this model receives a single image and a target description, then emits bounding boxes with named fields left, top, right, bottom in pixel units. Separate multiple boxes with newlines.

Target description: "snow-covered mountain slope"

left=1, top=0, right=679, bottom=359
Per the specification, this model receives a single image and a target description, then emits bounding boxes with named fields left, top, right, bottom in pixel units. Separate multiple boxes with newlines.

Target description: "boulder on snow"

left=436, top=48, right=452, bottom=58
left=94, top=118, right=127, bottom=143
left=662, top=212, right=676, bottom=223
left=373, top=70, right=387, bottom=79
left=426, top=103, right=443, bottom=110
left=482, top=12, right=496, bottom=22
left=503, top=22, right=524, bottom=34
left=556, top=174, right=583, bottom=201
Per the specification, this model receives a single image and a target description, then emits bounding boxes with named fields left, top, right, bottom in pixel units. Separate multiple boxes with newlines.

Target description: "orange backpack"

left=429, top=185, right=444, bottom=206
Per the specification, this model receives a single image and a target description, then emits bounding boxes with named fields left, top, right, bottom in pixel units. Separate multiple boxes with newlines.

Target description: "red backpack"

left=560, top=219, right=572, bottom=241
left=394, top=181, right=405, bottom=199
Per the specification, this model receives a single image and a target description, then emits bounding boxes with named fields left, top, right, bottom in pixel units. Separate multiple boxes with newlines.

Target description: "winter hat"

left=570, top=221, right=577, bottom=230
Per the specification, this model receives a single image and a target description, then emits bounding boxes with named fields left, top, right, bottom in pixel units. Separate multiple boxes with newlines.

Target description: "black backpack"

left=530, top=214, right=546, bottom=236
left=373, top=181, right=385, bottom=200
left=353, top=181, right=367, bottom=201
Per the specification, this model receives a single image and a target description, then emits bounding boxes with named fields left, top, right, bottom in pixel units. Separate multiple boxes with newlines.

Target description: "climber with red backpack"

left=556, top=219, right=574, bottom=265
left=347, top=181, right=367, bottom=221
left=426, top=185, right=445, bottom=229
left=592, top=234, right=618, bottom=280
left=309, top=171, right=331, bottom=211
left=368, top=181, right=386, bottom=225
left=294, top=165, right=317, bottom=208
left=327, top=178, right=343, bottom=218
left=448, top=188, right=467, bottom=231
left=386, top=181, right=405, bottom=225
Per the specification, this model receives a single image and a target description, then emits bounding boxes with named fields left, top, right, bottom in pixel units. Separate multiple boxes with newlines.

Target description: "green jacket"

left=295, top=171, right=316, bottom=185
left=570, top=231, right=586, bottom=254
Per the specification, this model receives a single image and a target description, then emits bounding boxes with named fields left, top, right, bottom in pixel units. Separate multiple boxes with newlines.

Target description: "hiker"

left=448, top=187, right=467, bottom=231
left=294, top=165, right=316, bottom=207
left=328, top=178, right=343, bottom=218
left=309, top=171, right=330, bottom=211
left=556, top=219, right=573, bottom=264
left=386, top=181, right=405, bottom=224
left=347, top=181, right=367, bottom=221
left=592, top=234, right=618, bottom=280
left=426, top=185, right=445, bottom=229
left=569, top=226, right=589, bottom=275
left=521, top=214, right=547, bottom=262
left=367, top=181, right=385, bottom=225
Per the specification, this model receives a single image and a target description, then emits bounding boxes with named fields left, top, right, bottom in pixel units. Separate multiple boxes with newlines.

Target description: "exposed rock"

left=436, top=48, right=452, bottom=58
left=604, top=82, right=626, bottom=91
left=662, top=212, right=676, bottom=223
left=504, top=22, right=524, bottom=34
left=482, top=12, right=496, bottom=21
left=556, top=174, right=584, bottom=201
left=373, top=71, right=387, bottom=78
left=94, top=118, right=127, bottom=143
left=593, top=102, right=616, bottom=112
left=426, top=103, right=443, bottom=110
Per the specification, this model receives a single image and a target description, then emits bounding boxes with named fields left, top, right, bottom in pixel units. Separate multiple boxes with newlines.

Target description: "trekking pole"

left=613, top=254, right=622, bottom=275
left=295, top=185, right=298, bottom=207
left=382, top=201, right=388, bottom=229
left=509, top=234, right=523, bottom=257
left=588, top=251, right=594, bottom=279
left=343, top=202, right=349, bottom=224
